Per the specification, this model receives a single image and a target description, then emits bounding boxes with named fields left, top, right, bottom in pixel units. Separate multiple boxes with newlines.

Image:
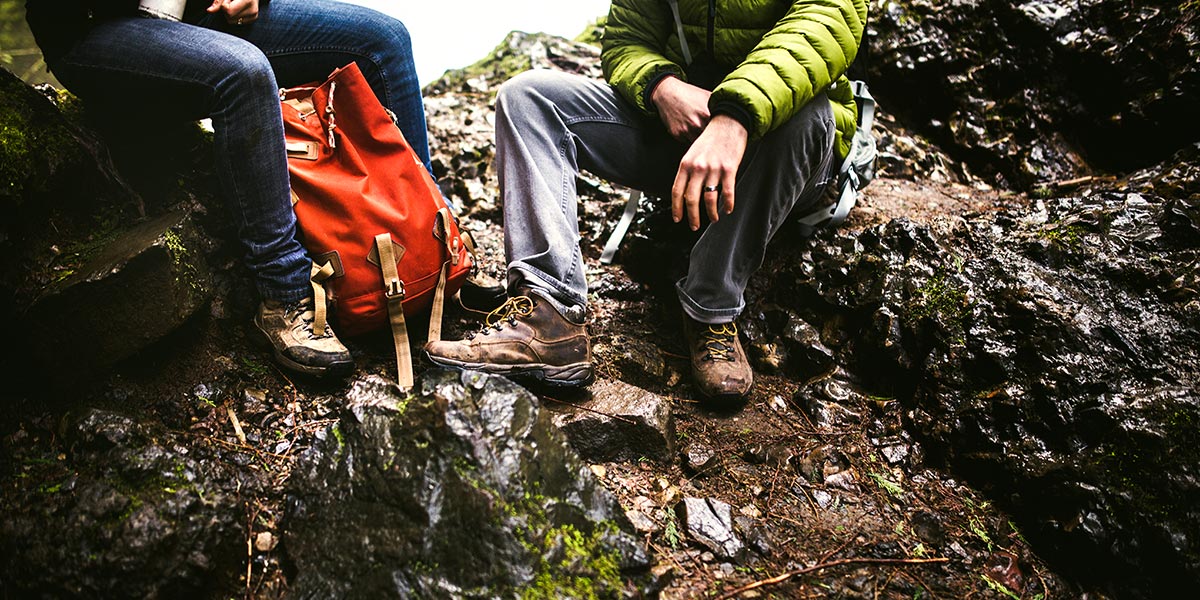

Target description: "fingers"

left=720, top=168, right=736, bottom=216
left=210, top=0, right=259, bottom=24
left=672, top=166, right=731, bottom=231
left=703, top=182, right=721, bottom=224
left=669, top=168, right=704, bottom=230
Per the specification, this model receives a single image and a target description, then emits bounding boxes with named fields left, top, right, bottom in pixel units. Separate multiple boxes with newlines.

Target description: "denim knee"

left=209, top=39, right=279, bottom=107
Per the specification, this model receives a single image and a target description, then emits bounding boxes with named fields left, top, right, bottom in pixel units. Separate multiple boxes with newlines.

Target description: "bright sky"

left=344, top=1, right=612, bottom=87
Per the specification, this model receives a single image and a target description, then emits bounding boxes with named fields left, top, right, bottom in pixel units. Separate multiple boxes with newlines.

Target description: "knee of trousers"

left=212, top=42, right=279, bottom=103
left=496, top=70, right=579, bottom=123
left=757, top=96, right=836, bottom=167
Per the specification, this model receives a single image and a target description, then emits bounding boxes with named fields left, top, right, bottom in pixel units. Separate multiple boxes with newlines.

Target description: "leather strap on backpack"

left=427, top=209, right=462, bottom=344
left=309, top=261, right=337, bottom=336
left=375, top=232, right=414, bottom=390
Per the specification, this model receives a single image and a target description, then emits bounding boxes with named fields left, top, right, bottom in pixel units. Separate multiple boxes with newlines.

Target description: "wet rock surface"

left=748, top=189, right=1200, bottom=596
left=550, top=378, right=676, bottom=463
left=285, top=372, right=648, bottom=598
left=1, top=409, right=246, bottom=599
left=870, top=0, right=1200, bottom=190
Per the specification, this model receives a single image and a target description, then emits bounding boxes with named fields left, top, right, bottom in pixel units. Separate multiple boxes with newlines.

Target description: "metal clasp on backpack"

left=386, top=278, right=406, bottom=300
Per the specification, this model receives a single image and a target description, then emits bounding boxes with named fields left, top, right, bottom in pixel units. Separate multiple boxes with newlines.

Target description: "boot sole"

left=271, top=347, right=355, bottom=380
left=425, top=353, right=594, bottom=388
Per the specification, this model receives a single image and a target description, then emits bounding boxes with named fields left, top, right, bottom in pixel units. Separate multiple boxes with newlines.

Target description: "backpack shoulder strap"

left=600, top=189, right=643, bottom=265
left=666, top=0, right=693, bottom=66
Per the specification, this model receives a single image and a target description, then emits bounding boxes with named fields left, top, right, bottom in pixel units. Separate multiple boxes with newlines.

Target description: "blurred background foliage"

left=0, top=0, right=58, bottom=87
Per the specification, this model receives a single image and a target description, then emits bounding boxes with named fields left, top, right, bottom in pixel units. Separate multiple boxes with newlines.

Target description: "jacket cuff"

left=710, top=100, right=756, bottom=137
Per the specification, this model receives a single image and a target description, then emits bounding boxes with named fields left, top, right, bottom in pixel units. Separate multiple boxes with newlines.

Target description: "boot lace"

left=287, top=298, right=333, bottom=340
left=700, top=323, right=738, bottom=362
left=465, top=295, right=535, bottom=339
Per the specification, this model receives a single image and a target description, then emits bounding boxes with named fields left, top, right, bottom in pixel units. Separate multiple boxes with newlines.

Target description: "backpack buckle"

left=386, top=278, right=406, bottom=300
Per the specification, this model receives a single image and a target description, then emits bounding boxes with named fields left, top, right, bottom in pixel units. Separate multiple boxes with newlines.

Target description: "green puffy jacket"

left=602, top=0, right=867, bottom=159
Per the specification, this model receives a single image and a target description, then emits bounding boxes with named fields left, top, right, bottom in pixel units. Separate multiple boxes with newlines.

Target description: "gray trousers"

left=496, top=70, right=836, bottom=324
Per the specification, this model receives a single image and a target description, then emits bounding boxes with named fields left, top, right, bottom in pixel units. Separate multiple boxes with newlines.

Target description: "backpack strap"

left=794, top=79, right=877, bottom=235
left=427, top=208, right=460, bottom=344
left=375, top=232, right=414, bottom=390
left=666, top=0, right=693, bottom=66
left=309, top=261, right=337, bottom=336
left=600, top=189, right=643, bottom=265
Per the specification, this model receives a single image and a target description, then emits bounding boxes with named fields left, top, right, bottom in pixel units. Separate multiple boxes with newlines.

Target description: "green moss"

left=907, top=270, right=971, bottom=339
left=0, top=120, right=32, bottom=196
left=331, top=423, right=346, bottom=451
left=162, top=228, right=206, bottom=297
left=574, top=17, right=606, bottom=46
left=521, top=522, right=624, bottom=600
left=0, top=79, right=83, bottom=204
left=1037, top=222, right=1085, bottom=248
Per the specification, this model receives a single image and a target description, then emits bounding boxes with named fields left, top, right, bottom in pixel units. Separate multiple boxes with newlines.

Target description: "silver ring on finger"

left=702, top=185, right=720, bottom=193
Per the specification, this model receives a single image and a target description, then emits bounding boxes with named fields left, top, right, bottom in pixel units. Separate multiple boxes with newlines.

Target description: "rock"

left=910, top=511, right=946, bottom=547
left=284, top=371, right=648, bottom=598
left=764, top=190, right=1200, bottom=597
left=870, top=0, right=1200, bottom=190
left=23, top=210, right=212, bottom=389
left=682, top=443, right=720, bottom=475
left=551, top=378, right=676, bottom=463
left=677, top=497, right=745, bottom=561
left=0, top=409, right=244, bottom=598
left=625, top=509, right=660, bottom=535
left=779, top=312, right=836, bottom=377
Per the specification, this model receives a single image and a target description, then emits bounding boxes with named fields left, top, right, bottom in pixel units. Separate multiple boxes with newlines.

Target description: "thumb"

left=207, top=0, right=224, bottom=13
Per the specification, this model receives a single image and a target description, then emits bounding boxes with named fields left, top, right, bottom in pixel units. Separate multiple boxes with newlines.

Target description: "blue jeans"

left=47, top=0, right=430, bottom=303
left=495, top=71, right=837, bottom=323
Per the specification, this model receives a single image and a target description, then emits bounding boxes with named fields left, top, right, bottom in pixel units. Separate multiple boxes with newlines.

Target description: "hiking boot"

left=254, top=297, right=354, bottom=379
left=424, top=290, right=593, bottom=387
left=683, top=316, right=753, bottom=402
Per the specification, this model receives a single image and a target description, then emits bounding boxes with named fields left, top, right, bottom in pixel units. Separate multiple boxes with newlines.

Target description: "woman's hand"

left=208, top=0, right=260, bottom=26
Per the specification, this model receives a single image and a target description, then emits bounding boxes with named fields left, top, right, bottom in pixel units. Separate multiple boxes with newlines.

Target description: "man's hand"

left=671, top=114, right=749, bottom=231
left=650, top=75, right=711, bottom=144
left=208, top=0, right=259, bottom=25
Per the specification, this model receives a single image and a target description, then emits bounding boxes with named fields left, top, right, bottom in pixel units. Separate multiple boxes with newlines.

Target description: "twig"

left=715, top=557, right=950, bottom=600
left=816, top=535, right=855, bottom=565
left=227, top=405, right=248, bottom=445
left=1052, top=175, right=1093, bottom=188
left=539, top=394, right=637, bottom=425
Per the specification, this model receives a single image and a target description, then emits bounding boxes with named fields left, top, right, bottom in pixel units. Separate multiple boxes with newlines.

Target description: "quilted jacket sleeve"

left=601, top=0, right=683, bottom=116
left=711, top=0, right=868, bottom=141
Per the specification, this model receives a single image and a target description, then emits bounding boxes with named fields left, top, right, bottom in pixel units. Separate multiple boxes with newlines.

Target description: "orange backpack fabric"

left=281, top=62, right=472, bottom=387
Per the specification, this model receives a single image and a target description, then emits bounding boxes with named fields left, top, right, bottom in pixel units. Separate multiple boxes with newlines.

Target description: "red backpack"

left=280, top=62, right=473, bottom=388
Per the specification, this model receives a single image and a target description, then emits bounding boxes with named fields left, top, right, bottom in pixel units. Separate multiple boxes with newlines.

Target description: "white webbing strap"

left=309, top=261, right=336, bottom=336
left=666, top=0, right=693, bottom=65
left=600, top=189, right=643, bottom=265
left=375, top=232, right=413, bottom=390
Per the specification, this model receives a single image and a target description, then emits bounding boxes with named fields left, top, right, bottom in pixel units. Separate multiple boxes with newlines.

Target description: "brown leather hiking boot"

left=683, top=316, right=754, bottom=402
left=424, top=290, right=593, bottom=387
